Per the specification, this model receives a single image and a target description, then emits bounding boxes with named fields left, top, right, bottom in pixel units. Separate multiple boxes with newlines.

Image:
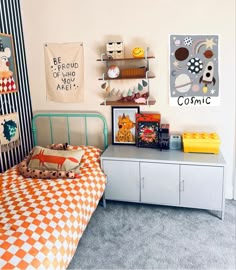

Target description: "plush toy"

left=115, top=114, right=135, bottom=142
left=132, top=47, right=145, bottom=58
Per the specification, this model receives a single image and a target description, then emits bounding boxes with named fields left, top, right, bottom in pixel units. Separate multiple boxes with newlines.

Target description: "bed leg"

left=102, top=195, right=106, bottom=208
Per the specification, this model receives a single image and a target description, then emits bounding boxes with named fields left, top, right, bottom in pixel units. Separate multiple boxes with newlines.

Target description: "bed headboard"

left=32, top=112, right=108, bottom=149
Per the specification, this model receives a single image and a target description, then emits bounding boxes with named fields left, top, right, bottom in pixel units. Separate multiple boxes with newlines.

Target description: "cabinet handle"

left=141, top=177, right=144, bottom=189
left=181, top=179, right=184, bottom=192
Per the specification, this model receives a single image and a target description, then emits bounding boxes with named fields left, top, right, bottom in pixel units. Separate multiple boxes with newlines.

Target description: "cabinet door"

left=140, top=162, right=180, bottom=205
left=180, top=165, right=223, bottom=210
left=103, top=160, right=140, bottom=202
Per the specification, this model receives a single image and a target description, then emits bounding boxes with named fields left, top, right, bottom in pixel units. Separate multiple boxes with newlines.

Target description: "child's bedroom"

left=0, top=0, right=235, bottom=269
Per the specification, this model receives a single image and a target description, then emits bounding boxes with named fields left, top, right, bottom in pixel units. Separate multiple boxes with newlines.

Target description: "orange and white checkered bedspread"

left=0, top=165, right=106, bottom=270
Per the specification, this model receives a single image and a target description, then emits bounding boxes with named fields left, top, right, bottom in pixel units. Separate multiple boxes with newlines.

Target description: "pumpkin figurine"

left=132, top=47, right=145, bottom=58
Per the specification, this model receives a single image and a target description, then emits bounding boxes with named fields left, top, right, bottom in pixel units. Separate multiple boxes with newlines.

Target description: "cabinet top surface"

left=101, top=145, right=225, bottom=166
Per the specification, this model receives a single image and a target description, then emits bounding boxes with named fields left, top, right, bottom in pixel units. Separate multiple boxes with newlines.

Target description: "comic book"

left=135, top=113, right=161, bottom=124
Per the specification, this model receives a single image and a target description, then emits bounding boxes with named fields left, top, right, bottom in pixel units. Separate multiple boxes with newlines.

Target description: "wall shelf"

left=98, top=47, right=156, bottom=106
left=100, top=98, right=156, bottom=106
left=98, top=73, right=155, bottom=81
left=97, top=56, right=155, bottom=62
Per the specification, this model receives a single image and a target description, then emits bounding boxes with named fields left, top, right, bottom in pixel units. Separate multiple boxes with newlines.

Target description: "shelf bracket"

left=101, top=53, right=106, bottom=62
left=145, top=47, right=150, bottom=60
left=146, top=96, right=151, bottom=107
left=104, top=98, right=107, bottom=106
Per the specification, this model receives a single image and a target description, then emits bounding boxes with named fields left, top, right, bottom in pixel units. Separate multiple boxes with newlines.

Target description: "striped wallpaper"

left=0, top=0, right=33, bottom=172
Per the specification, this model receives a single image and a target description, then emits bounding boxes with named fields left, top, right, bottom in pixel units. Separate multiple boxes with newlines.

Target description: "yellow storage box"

left=182, top=132, right=220, bottom=154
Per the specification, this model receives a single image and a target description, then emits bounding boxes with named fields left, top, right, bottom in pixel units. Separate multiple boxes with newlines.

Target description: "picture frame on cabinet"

left=0, top=33, right=18, bottom=94
left=136, top=121, right=160, bottom=148
left=112, top=106, right=139, bottom=145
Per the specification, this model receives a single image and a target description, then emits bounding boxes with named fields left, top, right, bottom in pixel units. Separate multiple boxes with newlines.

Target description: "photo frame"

left=0, top=33, right=18, bottom=94
left=112, top=106, right=139, bottom=145
left=136, top=113, right=161, bottom=148
left=136, top=121, right=160, bottom=148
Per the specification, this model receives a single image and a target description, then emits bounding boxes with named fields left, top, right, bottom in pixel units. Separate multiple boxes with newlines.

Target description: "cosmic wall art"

left=169, top=35, right=219, bottom=106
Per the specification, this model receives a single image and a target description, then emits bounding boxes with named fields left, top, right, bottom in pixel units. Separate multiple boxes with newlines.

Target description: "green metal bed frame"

left=32, top=112, right=109, bottom=149
left=32, top=112, right=108, bottom=208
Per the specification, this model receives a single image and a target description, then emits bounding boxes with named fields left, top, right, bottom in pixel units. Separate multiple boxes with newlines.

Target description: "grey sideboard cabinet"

left=101, top=145, right=226, bottom=219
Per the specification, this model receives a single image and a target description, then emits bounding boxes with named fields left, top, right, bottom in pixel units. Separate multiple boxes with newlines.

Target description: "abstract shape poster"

left=169, top=35, right=219, bottom=106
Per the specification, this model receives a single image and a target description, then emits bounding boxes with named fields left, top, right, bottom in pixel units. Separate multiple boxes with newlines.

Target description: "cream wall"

left=20, top=0, right=235, bottom=198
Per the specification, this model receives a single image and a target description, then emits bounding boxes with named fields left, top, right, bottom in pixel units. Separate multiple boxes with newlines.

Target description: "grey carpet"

left=68, top=200, right=236, bottom=270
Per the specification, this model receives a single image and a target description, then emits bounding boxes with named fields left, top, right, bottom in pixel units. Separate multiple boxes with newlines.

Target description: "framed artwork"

left=112, top=106, right=139, bottom=145
left=136, top=121, right=159, bottom=148
left=0, top=112, right=20, bottom=152
left=169, top=35, right=219, bottom=106
left=0, top=33, right=18, bottom=94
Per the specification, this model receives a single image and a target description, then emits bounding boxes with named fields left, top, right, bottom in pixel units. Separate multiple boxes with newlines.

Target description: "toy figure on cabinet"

left=159, top=124, right=170, bottom=151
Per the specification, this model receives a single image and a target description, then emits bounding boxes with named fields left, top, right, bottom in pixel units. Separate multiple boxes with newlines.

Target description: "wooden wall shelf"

left=97, top=56, right=155, bottom=62
left=98, top=74, right=155, bottom=80
left=100, top=99, right=156, bottom=106
left=98, top=48, right=156, bottom=106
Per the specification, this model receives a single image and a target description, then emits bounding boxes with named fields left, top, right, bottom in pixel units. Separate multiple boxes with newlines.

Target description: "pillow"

left=18, top=160, right=77, bottom=179
left=28, top=146, right=84, bottom=172
left=66, top=145, right=102, bottom=168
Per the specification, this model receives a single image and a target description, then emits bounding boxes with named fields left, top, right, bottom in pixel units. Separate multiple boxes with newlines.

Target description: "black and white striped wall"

left=0, top=0, right=33, bottom=172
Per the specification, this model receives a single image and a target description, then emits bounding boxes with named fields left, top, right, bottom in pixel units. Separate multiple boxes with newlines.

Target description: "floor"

left=68, top=200, right=236, bottom=270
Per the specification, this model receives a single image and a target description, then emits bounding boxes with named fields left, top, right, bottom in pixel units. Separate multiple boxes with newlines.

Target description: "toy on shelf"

left=132, top=47, right=145, bottom=58
left=106, top=41, right=124, bottom=59
left=107, top=65, right=120, bottom=78
left=182, top=132, right=220, bottom=154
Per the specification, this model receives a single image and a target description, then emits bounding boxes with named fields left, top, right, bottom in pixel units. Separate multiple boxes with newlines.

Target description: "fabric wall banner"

left=44, top=42, right=84, bottom=103
left=0, top=112, right=20, bottom=152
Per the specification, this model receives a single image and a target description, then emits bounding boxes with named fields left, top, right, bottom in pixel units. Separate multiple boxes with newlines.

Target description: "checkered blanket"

left=0, top=165, right=106, bottom=269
